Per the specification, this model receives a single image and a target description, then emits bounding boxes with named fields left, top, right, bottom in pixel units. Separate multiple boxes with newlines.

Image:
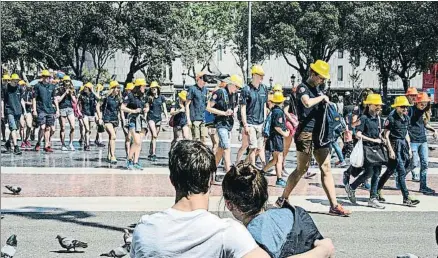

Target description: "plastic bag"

left=350, top=139, right=364, bottom=168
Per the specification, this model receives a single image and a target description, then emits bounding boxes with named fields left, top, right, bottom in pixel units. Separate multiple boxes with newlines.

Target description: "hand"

left=142, top=107, right=148, bottom=113
left=187, top=120, right=192, bottom=127
left=314, top=238, right=335, bottom=257
left=33, top=110, right=37, bottom=117
left=244, top=125, right=250, bottom=135
left=433, top=130, right=438, bottom=140
left=135, top=108, right=141, bottom=114
left=374, top=138, right=382, bottom=144
left=56, top=111, right=60, bottom=118
left=225, top=109, right=233, bottom=116
left=99, top=119, right=103, bottom=125
left=322, top=95, right=330, bottom=103
left=389, top=150, right=395, bottom=160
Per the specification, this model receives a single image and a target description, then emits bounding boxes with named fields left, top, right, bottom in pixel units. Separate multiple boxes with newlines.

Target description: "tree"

left=253, top=2, right=348, bottom=79
left=115, top=1, right=176, bottom=84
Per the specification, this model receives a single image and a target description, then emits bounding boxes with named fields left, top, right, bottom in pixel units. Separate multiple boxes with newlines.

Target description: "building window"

left=338, top=50, right=344, bottom=59
left=337, top=65, right=343, bottom=81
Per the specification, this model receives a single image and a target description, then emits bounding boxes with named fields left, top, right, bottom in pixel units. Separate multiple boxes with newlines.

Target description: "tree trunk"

left=401, top=77, right=409, bottom=93
left=381, top=75, right=389, bottom=100
left=95, top=68, right=102, bottom=85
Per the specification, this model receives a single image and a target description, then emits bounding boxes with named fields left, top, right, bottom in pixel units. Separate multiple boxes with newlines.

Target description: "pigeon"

left=1, top=234, right=17, bottom=258
left=5, top=186, right=21, bottom=195
left=56, top=235, right=88, bottom=252
left=123, top=229, right=132, bottom=245
left=100, top=243, right=130, bottom=257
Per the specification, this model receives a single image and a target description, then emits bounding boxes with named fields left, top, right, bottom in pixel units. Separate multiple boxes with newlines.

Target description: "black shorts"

left=104, top=120, right=119, bottom=128
left=37, top=112, right=55, bottom=126
left=267, top=136, right=284, bottom=153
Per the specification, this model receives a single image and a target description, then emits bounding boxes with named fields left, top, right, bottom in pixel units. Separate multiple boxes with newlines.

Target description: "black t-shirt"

left=172, top=99, right=187, bottom=127
left=239, top=83, right=268, bottom=125
left=147, top=95, right=166, bottom=122
left=102, top=95, right=121, bottom=122
left=4, top=84, right=23, bottom=116
left=270, top=105, right=287, bottom=137
left=123, top=92, right=147, bottom=117
left=296, top=82, right=324, bottom=132
left=384, top=111, right=409, bottom=140
left=34, top=82, right=57, bottom=114
left=211, top=88, right=233, bottom=131
left=356, top=113, right=383, bottom=146
left=79, top=92, right=97, bottom=116
left=408, top=106, right=427, bottom=143
left=56, top=87, right=74, bottom=109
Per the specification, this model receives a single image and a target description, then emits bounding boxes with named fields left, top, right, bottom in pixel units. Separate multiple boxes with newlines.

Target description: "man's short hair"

left=168, top=140, right=216, bottom=199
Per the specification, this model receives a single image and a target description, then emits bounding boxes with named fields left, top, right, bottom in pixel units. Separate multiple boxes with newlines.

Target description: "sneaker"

left=275, top=197, right=288, bottom=207
left=43, top=146, right=53, bottom=153
left=345, top=183, right=357, bottom=204
left=329, top=204, right=351, bottom=216
left=403, top=198, right=420, bottom=207
left=25, top=141, right=31, bottom=148
left=304, top=171, right=317, bottom=179
left=126, top=160, right=134, bottom=170
left=69, top=144, right=75, bottom=151
left=78, top=139, right=83, bottom=146
left=276, top=178, right=287, bottom=188
left=368, top=198, right=385, bottom=209
left=335, top=161, right=348, bottom=168
left=419, top=186, right=435, bottom=195
left=133, top=163, right=144, bottom=170
left=20, top=142, right=27, bottom=149
left=84, top=145, right=90, bottom=151
left=96, top=142, right=105, bottom=147
left=110, top=157, right=118, bottom=165
left=13, top=145, right=22, bottom=155
left=151, top=155, right=157, bottom=162
left=4, top=140, right=11, bottom=151
left=147, top=154, right=153, bottom=160
left=61, top=145, right=68, bottom=151
left=377, top=190, right=386, bottom=202
left=34, top=143, right=40, bottom=151
left=343, top=170, right=350, bottom=186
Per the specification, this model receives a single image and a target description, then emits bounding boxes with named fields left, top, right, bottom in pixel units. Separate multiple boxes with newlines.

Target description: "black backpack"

left=257, top=202, right=324, bottom=257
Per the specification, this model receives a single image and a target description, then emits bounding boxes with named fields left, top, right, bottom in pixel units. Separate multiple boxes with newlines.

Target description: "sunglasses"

left=400, top=106, right=409, bottom=109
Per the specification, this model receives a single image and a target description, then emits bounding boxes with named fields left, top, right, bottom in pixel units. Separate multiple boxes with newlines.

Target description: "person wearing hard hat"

left=121, top=78, right=149, bottom=170
left=19, top=80, right=34, bottom=150
left=278, top=60, right=351, bottom=216
left=261, top=91, right=290, bottom=187
left=405, top=87, right=418, bottom=105
left=96, top=81, right=123, bottom=165
left=405, top=92, right=437, bottom=194
left=1, top=74, right=11, bottom=142
left=206, top=75, right=243, bottom=180
left=2, top=73, right=24, bottom=155
left=55, top=75, right=77, bottom=151
left=344, top=94, right=386, bottom=209
left=94, top=83, right=107, bottom=149
left=186, top=72, right=209, bottom=143
left=121, top=82, right=135, bottom=157
left=146, top=81, right=168, bottom=162
left=238, top=65, right=269, bottom=167
left=169, top=90, right=190, bottom=143
left=377, top=96, right=420, bottom=206
left=78, top=82, right=102, bottom=151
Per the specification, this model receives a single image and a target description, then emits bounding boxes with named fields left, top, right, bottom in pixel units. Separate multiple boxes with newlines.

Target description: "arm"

left=162, top=102, right=168, bottom=120
left=96, top=100, right=103, bottom=121
left=206, top=99, right=229, bottom=116
left=301, top=94, right=327, bottom=109
left=275, top=126, right=290, bottom=138
left=385, top=130, right=395, bottom=158
left=356, top=131, right=380, bottom=143
left=32, top=98, right=37, bottom=116
left=284, top=105, right=293, bottom=122
left=185, top=99, right=192, bottom=125
left=121, top=103, right=141, bottom=114
left=21, top=98, right=27, bottom=114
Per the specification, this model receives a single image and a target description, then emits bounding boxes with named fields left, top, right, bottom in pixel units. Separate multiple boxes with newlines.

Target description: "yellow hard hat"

left=310, top=60, right=330, bottom=79
left=84, top=82, right=93, bottom=89
left=80, top=85, right=85, bottom=91
left=109, top=81, right=119, bottom=89
left=363, top=94, right=384, bottom=105
left=125, top=82, right=135, bottom=90
left=150, top=81, right=160, bottom=88
left=41, top=70, right=51, bottom=77
left=18, top=80, right=26, bottom=86
left=391, top=96, right=412, bottom=108
left=178, top=90, right=188, bottom=101
left=96, top=83, right=104, bottom=91
left=272, top=84, right=283, bottom=92
left=11, top=73, right=20, bottom=80
left=251, top=65, right=265, bottom=76
left=271, top=91, right=285, bottom=104
left=2, top=74, right=10, bottom=80
left=223, top=74, right=243, bottom=88
left=62, top=75, right=71, bottom=81
left=134, top=78, right=147, bottom=87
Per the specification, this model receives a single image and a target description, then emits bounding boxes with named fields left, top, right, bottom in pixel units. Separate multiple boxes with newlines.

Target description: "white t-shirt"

left=130, top=208, right=258, bottom=258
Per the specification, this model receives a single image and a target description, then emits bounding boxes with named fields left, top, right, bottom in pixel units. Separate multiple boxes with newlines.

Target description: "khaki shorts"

left=295, top=131, right=330, bottom=159
left=248, top=124, right=264, bottom=149
left=191, top=121, right=207, bottom=141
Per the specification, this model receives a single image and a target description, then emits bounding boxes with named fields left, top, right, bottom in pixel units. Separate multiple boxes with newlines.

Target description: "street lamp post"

left=247, top=2, right=252, bottom=81
left=182, top=70, right=187, bottom=90
left=269, top=77, right=273, bottom=90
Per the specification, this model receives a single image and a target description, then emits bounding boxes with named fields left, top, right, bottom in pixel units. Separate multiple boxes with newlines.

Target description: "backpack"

left=262, top=111, right=272, bottom=138
left=319, top=103, right=346, bottom=146
left=256, top=202, right=324, bottom=257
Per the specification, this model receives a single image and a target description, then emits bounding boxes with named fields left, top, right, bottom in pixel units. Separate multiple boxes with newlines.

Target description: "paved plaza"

left=1, top=124, right=438, bottom=257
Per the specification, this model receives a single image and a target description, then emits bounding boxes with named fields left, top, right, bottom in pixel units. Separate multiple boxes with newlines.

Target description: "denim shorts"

left=217, top=127, right=231, bottom=149
left=7, top=114, right=21, bottom=131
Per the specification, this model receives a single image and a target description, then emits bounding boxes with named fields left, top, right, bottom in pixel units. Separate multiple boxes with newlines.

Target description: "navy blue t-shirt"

left=187, top=84, right=208, bottom=122
left=102, top=95, right=121, bottom=122
left=123, top=92, right=147, bottom=118
left=172, top=99, right=187, bottom=127
left=356, top=113, right=383, bottom=146
left=408, top=106, right=427, bottom=143
left=3, top=84, right=23, bottom=116
left=147, top=95, right=166, bottom=122
left=296, top=82, right=324, bottom=132
left=239, top=83, right=268, bottom=125
left=56, top=87, right=74, bottom=109
left=33, top=82, right=56, bottom=114
left=247, top=208, right=294, bottom=258
left=211, top=88, right=233, bottom=131
left=79, top=92, right=97, bottom=116
left=385, top=111, right=409, bottom=140
left=270, top=106, right=287, bottom=138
